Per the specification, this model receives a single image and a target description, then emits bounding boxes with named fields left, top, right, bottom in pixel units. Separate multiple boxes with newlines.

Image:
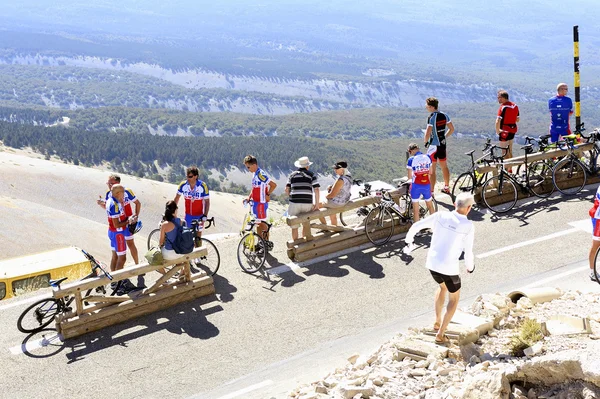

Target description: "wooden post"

left=573, top=25, right=581, bottom=131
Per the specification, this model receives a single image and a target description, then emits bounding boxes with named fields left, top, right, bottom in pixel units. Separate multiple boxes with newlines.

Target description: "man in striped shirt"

left=286, top=156, right=320, bottom=240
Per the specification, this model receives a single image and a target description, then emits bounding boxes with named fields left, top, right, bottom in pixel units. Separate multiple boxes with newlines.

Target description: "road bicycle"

left=481, top=144, right=554, bottom=213
left=339, top=179, right=372, bottom=227
left=237, top=201, right=273, bottom=274
left=147, top=217, right=220, bottom=276
left=552, top=127, right=600, bottom=195
left=364, top=187, right=438, bottom=246
left=17, top=249, right=113, bottom=334
left=451, top=138, right=496, bottom=201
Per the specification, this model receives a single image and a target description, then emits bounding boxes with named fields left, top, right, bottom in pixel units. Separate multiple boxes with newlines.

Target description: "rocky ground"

left=289, top=290, right=600, bottom=399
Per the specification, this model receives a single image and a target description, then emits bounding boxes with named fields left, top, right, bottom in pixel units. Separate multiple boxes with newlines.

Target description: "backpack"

left=167, top=222, right=195, bottom=254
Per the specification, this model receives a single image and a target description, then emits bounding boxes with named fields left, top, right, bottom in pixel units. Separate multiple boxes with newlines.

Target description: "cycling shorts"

left=430, top=270, right=461, bottom=293
left=593, top=218, right=600, bottom=241
left=124, top=225, right=134, bottom=241
left=550, top=127, right=570, bottom=143
left=108, top=230, right=127, bottom=256
left=252, top=202, right=269, bottom=221
left=427, top=144, right=447, bottom=162
left=499, top=131, right=515, bottom=142
left=185, top=214, right=204, bottom=231
left=410, top=183, right=432, bottom=202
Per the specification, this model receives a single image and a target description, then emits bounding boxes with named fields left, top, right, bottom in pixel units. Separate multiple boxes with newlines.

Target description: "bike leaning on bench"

left=481, top=144, right=553, bottom=213
left=147, top=217, right=220, bottom=277
left=451, top=138, right=495, bottom=200
left=17, top=249, right=113, bottom=334
left=364, top=188, right=437, bottom=246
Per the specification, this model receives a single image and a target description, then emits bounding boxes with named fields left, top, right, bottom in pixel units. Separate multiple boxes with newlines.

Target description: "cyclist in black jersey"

left=424, top=97, right=455, bottom=195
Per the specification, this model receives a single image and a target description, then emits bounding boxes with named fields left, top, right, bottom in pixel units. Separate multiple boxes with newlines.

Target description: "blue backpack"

left=168, top=223, right=195, bottom=254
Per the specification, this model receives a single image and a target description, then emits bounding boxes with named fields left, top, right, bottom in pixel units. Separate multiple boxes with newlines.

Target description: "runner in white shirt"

left=403, top=192, right=475, bottom=345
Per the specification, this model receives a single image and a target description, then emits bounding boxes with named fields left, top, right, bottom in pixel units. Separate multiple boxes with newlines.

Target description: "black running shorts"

left=429, top=270, right=462, bottom=293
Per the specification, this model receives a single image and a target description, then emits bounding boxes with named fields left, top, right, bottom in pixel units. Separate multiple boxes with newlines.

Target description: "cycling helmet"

left=128, top=220, right=143, bottom=235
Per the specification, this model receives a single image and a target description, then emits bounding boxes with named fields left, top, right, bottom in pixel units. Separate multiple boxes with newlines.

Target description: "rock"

left=339, top=385, right=375, bottom=399
left=516, top=297, right=533, bottom=310
left=314, top=384, right=328, bottom=394
left=409, top=369, right=427, bottom=377
left=523, top=342, right=543, bottom=357
left=347, top=354, right=360, bottom=365
left=460, top=343, right=482, bottom=361
left=512, top=383, right=527, bottom=397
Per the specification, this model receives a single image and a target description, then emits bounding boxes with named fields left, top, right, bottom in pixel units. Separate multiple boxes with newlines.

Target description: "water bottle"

left=398, top=199, right=406, bottom=213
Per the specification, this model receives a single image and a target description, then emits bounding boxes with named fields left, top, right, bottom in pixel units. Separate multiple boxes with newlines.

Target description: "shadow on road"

left=260, top=251, right=307, bottom=291
left=18, top=296, right=224, bottom=362
left=213, top=273, right=237, bottom=303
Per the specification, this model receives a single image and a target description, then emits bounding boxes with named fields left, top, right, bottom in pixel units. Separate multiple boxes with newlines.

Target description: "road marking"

left=215, top=380, right=273, bottom=399
left=523, top=265, right=588, bottom=288
left=9, top=333, right=63, bottom=355
left=0, top=293, right=49, bottom=312
left=476, top=227, right=580, bottom=259
left=267, top=262, right=303, bottom=276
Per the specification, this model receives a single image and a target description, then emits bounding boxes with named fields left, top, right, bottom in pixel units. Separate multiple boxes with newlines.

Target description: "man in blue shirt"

left=548, top=83, right=573, bottom=143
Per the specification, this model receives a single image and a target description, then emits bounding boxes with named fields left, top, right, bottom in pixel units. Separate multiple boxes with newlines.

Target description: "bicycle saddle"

left=49, top=277, right=68, bottom=287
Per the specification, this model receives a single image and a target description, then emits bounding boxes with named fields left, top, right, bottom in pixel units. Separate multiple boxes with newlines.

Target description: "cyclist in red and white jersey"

left=244, top=155, right=277, bottom=241
left=174, top=166, right=210, bottom=239
left=589, top=186, right=600, bottom=282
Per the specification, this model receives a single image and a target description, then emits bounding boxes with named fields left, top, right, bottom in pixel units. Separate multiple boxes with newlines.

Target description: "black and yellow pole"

left=573, top=25, right=581, bottom=131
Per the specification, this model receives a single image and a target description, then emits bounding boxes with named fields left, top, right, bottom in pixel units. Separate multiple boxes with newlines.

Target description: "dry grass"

left=509, top=318, right=544, bottom=356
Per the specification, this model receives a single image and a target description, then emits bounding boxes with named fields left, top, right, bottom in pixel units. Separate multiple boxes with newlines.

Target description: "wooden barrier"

left=285, top=189, right=411, bottom=261
left=53, top=246, right=215, bottom=339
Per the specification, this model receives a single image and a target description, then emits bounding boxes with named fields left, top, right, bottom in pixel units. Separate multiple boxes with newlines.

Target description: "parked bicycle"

left=451, top=138, right=496, bottom=200
left=147, top=217, right=220, bottom=277
left=364, top=188, right=438, bottom=246
left=481, top=144, right=553, bottom=213
left=552, top=126, right=600, bottom=195
left=17, top=249, right=113, bottom=334
left=339, top=179, right=372, bottom=227
left=237, top=200, right=273, bottom=274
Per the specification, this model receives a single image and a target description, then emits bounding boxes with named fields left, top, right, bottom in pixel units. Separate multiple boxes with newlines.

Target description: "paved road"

left=0, top=186, right=598, bottom=399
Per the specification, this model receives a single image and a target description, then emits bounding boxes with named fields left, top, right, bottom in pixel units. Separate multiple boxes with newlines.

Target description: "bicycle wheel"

left=552, top=157, right=586, bottom=195
left=237, top=232, right=266, bottom=274
left=147, top=228, right=160, bottom=250
left=17, top=298, right=61, bottom=333
left=527, top=160, right=554, bottom=198
left=408, top=197, right=438, bottom=220
left=339, top=206, right=368, bottom=227
left=594, top=246, right=600, bottom=284
left=192, top=237, right=220, bottom=276
left=481, top=174, right=518, bottom=213
left=364, top=206, right=394, bottom=246
left=451, top=172, right=475, bottom=200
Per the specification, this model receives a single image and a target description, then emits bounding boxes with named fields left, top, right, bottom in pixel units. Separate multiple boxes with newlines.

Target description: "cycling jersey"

left=590, top=186, right=600, bottom=219
left=497, top=101, right=519, bottom=134
left=105, top=188, right=137, bottom=217
left=426, top=112, right=451, bottom=147
left=106, top=196, right=128, bottom=232
left=251, top=168, right=271, bottom=204
left=549, top=95, right=573, bottom=141
left=177, top=180, right=210, bottom=216
left=406, top=151, right=432, bottom=185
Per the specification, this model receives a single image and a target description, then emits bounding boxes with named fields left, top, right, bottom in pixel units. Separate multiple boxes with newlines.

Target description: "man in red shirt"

left=495, top=90, right=520, bottom=160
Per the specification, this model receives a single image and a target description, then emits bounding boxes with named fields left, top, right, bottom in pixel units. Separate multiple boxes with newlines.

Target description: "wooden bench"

left=53, top=246, right=214, bottom=339
left=285, top=188, right=409, bottom=262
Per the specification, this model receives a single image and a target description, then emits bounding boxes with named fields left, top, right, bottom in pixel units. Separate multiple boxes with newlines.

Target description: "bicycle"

left=17, top=249, right=113, bottom=334
left=451, top=139, right=496, bottom=201
left=237, top=201, right=273, bottom=274
left=551, top=127, right=600, bottom=195
left=364, top=188, right=438, bottom=246
left=147, top=217, right=220, bottom=277
left=481, top=144, right=554, bottom=213
left=339, top=179, right=372, bottom=227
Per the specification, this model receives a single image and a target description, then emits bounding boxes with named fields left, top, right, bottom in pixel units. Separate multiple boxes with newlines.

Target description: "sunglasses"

left=187, top=175, right=195, bottom=178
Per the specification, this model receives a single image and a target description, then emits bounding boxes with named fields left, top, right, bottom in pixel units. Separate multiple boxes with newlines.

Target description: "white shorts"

left=288, top=202, right=313, bottom=217
left=161, top=247, right=181, bottom=261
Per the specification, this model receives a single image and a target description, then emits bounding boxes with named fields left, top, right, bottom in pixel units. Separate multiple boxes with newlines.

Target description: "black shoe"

left=120, top=279, right=142, bottom=293
left=136, top=275, right=147, bottom=290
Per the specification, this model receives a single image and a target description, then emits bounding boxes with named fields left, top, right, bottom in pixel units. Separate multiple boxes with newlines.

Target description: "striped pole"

left=573, top=25, right=581, bottom=130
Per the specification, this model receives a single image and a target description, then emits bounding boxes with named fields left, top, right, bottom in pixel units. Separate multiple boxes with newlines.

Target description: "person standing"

left=286, top=156, right=320, bottom=240
left=548, top=83, right=574, bottom=143
left=174, top=166, right=210, bottom=239
left=424, top=97, right=455, bottom=195
left=97, top=174, right=142, bottom=265
left=588, top=186, right=600, bottom=282
left=406, top=143, right=436, bottom=222
left=495, top=90, right=520, bottom=161
left=244, top=155, right=277, bottom=241
left=403, top=192, right=475, bottom=344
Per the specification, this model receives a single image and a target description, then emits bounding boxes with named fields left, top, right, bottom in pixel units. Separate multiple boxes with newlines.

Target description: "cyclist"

left=424, top=97, right=455, bottom=195
left=406, top=143, right=436, bottom=222
left=105, top=184, right=138, bottom=294
left=97, top=174, right=141, bottom=265
left=589, top=186, right=600, bottom=282
left=243, top=155, right=277, bottom=242
left=174, top=166, right=210, bottom=239
left=495, top=90, right=520, bottom=162
left=548, top=83, right=573, bottom=144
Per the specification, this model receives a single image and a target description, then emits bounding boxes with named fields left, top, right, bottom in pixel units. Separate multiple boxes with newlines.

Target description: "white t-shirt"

left=405, top=210, right=475, bottom=276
